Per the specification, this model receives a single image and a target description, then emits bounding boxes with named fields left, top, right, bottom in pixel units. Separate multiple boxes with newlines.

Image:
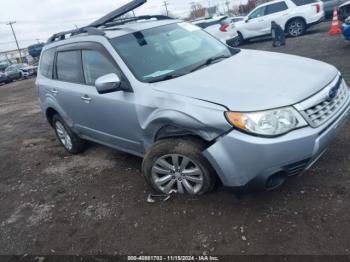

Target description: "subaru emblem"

left=327, top=85, right=340, bottom=101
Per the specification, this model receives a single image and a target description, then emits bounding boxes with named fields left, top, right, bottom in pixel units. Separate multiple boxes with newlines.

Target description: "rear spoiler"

left=89, top=0, right=147, bottom=28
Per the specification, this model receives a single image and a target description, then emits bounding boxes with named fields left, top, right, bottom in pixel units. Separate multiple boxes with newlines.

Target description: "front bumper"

left=203, top=90, right=350, bottom=189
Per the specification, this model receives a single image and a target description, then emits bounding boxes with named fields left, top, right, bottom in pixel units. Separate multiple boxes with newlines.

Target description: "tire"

left=142, top=138, right=217, bottom=195
left=52, top=114, right=86, bottom=154
left=286, top=18, right=306, bottom=37
left=235, top=32, right=244, bottom=46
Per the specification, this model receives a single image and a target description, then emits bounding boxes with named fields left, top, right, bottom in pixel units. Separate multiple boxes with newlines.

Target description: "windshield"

left=110, top=22, right=233, bottom=83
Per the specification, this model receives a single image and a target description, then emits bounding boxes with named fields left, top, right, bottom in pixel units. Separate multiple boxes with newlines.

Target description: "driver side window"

left=82, top=50, right=118, bottom=86
left=248, top=6, right=267, bottom=20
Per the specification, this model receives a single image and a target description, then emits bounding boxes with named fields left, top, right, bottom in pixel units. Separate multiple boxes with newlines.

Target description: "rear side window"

left=56, top=50, right=84, bottom=84
left=82, top=50, right=118, bottom=85
left=40, top=49, right=55, bottom=79
left=291, top=0, right=316, bottom=6
left=266, top=2, right=288, bottom=14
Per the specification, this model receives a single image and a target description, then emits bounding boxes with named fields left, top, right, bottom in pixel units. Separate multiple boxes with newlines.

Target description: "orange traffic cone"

left=328, top=7, right=341, bottom=35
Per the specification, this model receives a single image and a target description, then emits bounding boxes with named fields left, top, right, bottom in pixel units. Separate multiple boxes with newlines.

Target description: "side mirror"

left=245, top=18, right=249, bottom=23
left=95, top=73, right=121, bottom=94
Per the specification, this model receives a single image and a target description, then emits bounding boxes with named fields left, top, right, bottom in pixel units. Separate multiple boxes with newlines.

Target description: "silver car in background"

left=37, top=1, right=350, bottom=195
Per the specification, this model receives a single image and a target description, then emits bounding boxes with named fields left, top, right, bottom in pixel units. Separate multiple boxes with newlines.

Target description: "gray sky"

left=0, top=0, right=241, bottom=52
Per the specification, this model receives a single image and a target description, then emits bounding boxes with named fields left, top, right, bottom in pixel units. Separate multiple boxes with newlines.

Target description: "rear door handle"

left=81, top=95, right=92, bottom=103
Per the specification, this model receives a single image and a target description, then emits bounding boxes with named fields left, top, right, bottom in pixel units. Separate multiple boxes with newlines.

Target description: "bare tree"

left=189, top=2, right=206, bottom=19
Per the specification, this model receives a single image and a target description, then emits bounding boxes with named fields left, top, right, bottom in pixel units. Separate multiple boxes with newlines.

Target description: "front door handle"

left=51, top=88, right=58, bottom=95
left=81, top=95, right=92, bottom=103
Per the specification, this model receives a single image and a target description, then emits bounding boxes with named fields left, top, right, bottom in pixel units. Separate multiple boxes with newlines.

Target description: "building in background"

left=206, top=6, right=218, bottom=17
left=0, top=48, right=33, bottom=65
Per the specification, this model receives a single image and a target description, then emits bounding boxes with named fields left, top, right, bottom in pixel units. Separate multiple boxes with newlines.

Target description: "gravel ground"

left=1, top=21, right=350, bottom=256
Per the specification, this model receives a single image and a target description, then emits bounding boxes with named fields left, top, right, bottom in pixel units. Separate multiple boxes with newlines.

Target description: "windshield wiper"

left=148, top=73, right=184, bottom=83
left=190, top=55, right=231, bottom=73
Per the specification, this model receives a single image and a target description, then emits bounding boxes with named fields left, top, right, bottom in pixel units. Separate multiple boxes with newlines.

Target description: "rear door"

left=244, top=6, right=268, bottom=38
left=264, top=1, right=290, bottom=31
left=51, top=47, right=87, bottom=133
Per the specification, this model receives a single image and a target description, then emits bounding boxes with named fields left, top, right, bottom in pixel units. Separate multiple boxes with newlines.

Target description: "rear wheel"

left=52, top=115, right=86, bottom=154
left=143, top=138, right=217, bottom=195
left=286, top=18, right=306, bottom=37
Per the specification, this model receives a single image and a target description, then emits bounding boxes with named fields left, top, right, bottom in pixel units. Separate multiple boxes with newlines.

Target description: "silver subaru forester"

left=37, top=1, right=350, bottom=195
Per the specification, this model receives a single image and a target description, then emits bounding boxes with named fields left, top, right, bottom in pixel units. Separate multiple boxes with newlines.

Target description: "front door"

left=53, top=43, right=143, bottom=155
left=244, top=6, right=269, bottom=38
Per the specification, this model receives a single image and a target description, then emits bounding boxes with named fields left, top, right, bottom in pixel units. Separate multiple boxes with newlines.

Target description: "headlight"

left=225, top=107, right=308, bottom=136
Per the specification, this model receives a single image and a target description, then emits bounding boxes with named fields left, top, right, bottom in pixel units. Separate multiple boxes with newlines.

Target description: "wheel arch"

left=284, top=16, right=307, bottom=32
left=154, top=125, right=213, bottom=147
left=141, top=109, right=230, bottom=151
left=46, top=107, right=59, bottom=126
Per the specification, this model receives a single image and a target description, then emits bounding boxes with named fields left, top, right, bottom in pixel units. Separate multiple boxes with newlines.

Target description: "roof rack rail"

left=47, top=0, right=173, bottom=44
left=89, top=0, right=147, bottom=28
left=103, top=15, right=173, bottom=28
left=47, top=27, right=105, bottom=43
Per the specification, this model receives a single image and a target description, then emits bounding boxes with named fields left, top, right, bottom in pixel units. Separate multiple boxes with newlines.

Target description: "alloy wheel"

left=55, top=121, right=73, bottom=151
left=151, top=154, right=204, bottom=195
left=288, top=21, right=304, bottom=37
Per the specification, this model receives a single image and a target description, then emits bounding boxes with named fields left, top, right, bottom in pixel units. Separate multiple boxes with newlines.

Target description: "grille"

left=303, top=79, right=348, bottom=128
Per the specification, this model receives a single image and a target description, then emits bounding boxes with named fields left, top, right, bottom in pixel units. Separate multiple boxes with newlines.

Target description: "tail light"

left=220, top=23, right=229, bottom=32
left=313, top=3, right=321, bottom=13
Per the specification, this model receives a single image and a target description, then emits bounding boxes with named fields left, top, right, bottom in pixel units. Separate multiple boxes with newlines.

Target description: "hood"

left=151, top=49, right=338, bottom=111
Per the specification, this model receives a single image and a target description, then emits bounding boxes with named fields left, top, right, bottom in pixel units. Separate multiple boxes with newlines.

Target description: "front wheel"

left=142, top=138, right=217, bottom=195
left=286, top=18, right=306, bottom=37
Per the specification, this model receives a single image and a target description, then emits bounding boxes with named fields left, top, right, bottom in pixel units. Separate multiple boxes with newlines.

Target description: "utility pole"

left=163, top=1, right=169, bottom=16
left=6, top=21, right=22, bottom=63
